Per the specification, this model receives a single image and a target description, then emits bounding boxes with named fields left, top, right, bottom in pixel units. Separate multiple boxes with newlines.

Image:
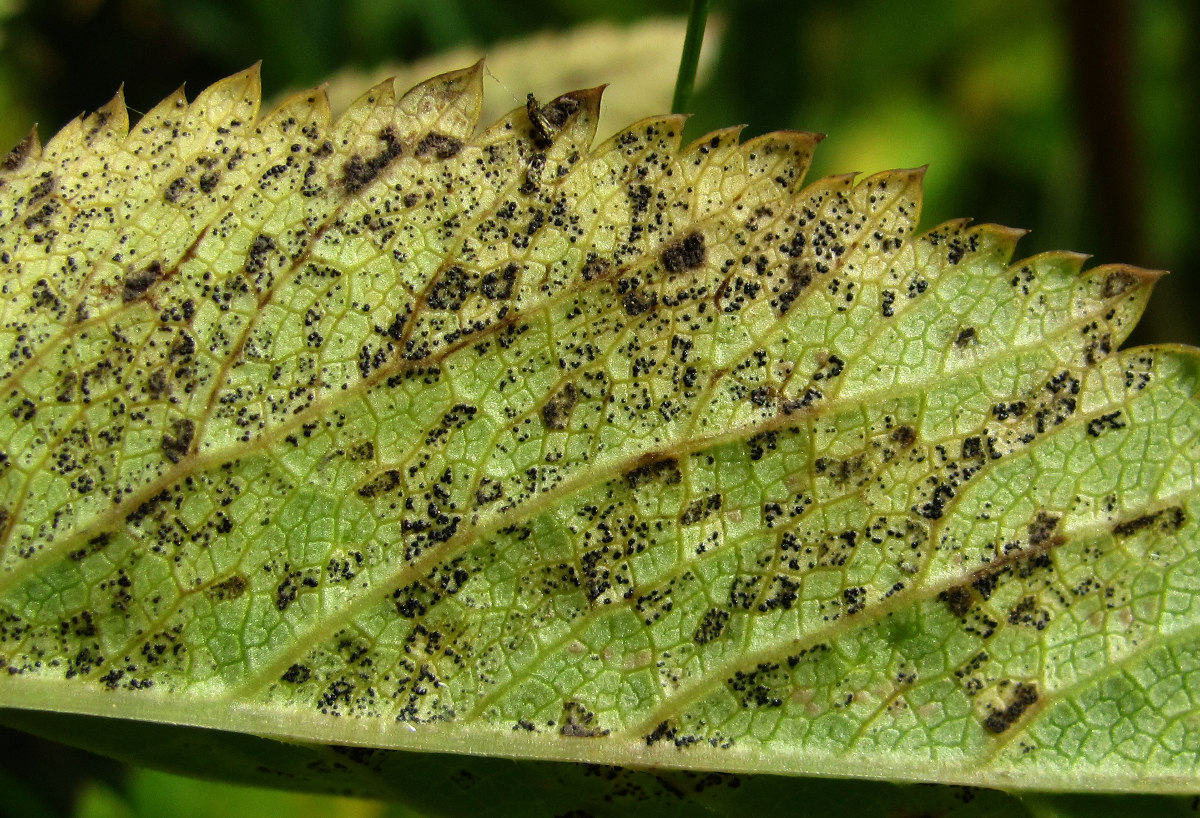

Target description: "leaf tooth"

left=176, top=63, right=262, bottom=155
left=396, top=60, right=484, bottom=139
left=0, top=127, right=40, bottom=175
left=80, top=88, right=130, bottom=152
left=740, top=130, right=823, bottom=195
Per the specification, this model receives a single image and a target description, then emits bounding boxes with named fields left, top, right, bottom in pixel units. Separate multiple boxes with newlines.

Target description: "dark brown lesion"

left=2, top=131, right=36, bottom=172
left=540, top=382, right=578, bottom=430
left=341, top=126, right=402, bottom=193
left=123, top=261, right=163, bottom=302
left=160, top=418, right=195, bottom=463
left=982, top=681, right=1039, bottom=733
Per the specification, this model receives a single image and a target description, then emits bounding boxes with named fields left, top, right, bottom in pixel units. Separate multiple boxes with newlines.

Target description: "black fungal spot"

left=198, top=171, right=220, bottom=193
left=983, top=682, right=1039, bottom=733
left=891, top=425, right=917, bottom=448
left=123, top=262, right=163, bottom=302
left=560, top=700, right=608, bottom=737
left=415, top=131, right=463, bottom=160
left=357, top=469, right=401, bottom=498
left=207, top=574, right=249, bottom=601
left=954, top=327, right=977, bottom=349
left=693, top=607, right=730, bottom=645
left=661, top=232, right=707, bottom=273
left=541, top=383, right=578, bottom=430
left=160, top=418, right=194, bottom=463
left=342, top=126, right=402, bottom=193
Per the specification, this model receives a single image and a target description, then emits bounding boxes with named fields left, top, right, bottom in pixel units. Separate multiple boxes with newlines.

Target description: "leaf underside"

left=0, top=64, right=1198, bottom=801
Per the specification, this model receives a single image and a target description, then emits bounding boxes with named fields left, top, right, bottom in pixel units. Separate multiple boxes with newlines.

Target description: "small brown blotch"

left=954, top=327, right=976, bottom=349
left=891, top=425, right=917, bottom=448
left=581, top=255, right=611, bottom=281
left=161, top=418, right=195, bottom=463
left=526, top=94, right=580, bottom=148
left=2, top=132, right=35, bottom=172
left=1102, top=269, right=1139, bottom=298
left=1027, top=511, right=1062, bottom=547
left=661, top=232, right=707, bottom=273
left=207, top=573, right=249, bottom=601
left=347, top=440, right=375, bottom=461
left=560, top=700, right=608, bottom=737
left=541, top=382, right=577, bottom=430
left=939, top=586, right=973, bottom=618
left=123, top=262, right=163, bottom=302
left=416, top=131, right=464, bottom=160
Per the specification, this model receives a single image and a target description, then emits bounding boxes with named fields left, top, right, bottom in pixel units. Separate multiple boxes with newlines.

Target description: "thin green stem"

left=671, top=0, right=711, bottom=114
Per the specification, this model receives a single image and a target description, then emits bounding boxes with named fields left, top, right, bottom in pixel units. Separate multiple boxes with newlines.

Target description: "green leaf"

left=0, top=63, right=1198, bottom=810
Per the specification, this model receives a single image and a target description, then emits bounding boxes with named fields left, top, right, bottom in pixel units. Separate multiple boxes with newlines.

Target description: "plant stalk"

left=671, top=0, right=711, bottom=114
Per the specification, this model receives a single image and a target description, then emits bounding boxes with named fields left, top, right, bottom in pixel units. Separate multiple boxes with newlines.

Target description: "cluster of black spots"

left=728, top=575, right=761, bottom=610
left=427, top=266, right=473, bottom=311
left=2, top=133, right=34, bottom=170
left=1113, top=505, right=1187, bottom=537
left=540, top=382, right=578, bottom=430
left=728, top=662, right=785, bottom=708
left=415, top=131, right=463, bottom=160
left=475, top=477, right=503, bottom=506
left=342, top=126, right=402, bottom=193
left=693, top=607, right=730, bottom=645
left=581, top=254, right=611, bottom=282
left=1086, top=411, right=1126, bottom=437
left=661, top=232, right=707, bottom=273
left=357, top=469, right=401, bottom=498
left=281, top=663, right=311, bottom=684
left=1006, top=596, right=1051, bottom=630
left=680, top=493, right=721, bottom=525
left=480, top=263, right=517, bottom=300
left=560, top=700, right=609, bottom=737
left=842, top=585, right=867, bottom=615
left=759, top=575, right=801, bottom=612
left=123, top=261, right=163, bottom=302
left=245, top=234, right=276, bottom=274
left=275, top=565, right=318, bottom=611
left=991, top=401, right=1028, bottom=421
left=983, top=681, right=1039, bottom=733
left=645, top=720, right=678, bottom=746
left=160, top=418, right=195, bottom=463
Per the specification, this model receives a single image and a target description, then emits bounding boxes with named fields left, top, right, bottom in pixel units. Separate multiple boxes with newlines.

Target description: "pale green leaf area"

left=0, top=63, right=1199, bottom=814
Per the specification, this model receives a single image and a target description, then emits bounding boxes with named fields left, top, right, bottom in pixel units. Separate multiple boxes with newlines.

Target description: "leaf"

left=307, top=15, right=724, bottom=142
left=0, top=63, right=1198, bottom=812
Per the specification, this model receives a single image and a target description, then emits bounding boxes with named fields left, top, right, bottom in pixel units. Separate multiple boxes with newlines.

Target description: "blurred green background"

left=0, top=0, right=1196, bottom=815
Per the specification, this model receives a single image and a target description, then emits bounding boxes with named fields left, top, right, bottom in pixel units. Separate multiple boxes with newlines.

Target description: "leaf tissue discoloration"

left=0, top=63, right=1196, bottom=798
